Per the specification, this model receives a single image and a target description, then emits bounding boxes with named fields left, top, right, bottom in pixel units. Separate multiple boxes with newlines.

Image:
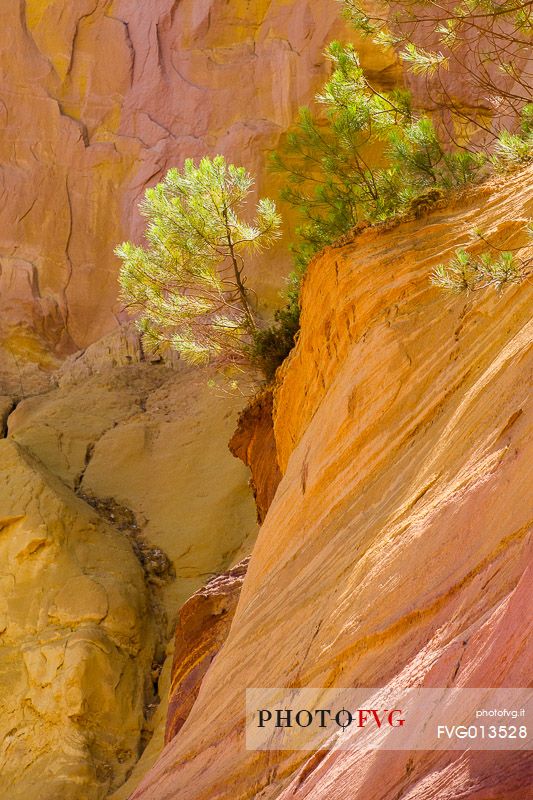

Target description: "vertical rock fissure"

left=76, top=492, right=175, bottom=771
left=1, top=397, right=18, bottom=439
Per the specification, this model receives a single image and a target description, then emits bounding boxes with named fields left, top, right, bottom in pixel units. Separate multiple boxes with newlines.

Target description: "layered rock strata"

left=130, top=166, right=533, bottom=799
left=165, top=558, right=249, bottom=744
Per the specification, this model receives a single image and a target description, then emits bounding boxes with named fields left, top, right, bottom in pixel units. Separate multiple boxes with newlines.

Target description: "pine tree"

left=431, top=223, right=533, bottom=292
left=272, top=42, right=484, bottom=270
left=342, top=0, right=533, bottom=144
left=115, top=156, right=281, bottom=366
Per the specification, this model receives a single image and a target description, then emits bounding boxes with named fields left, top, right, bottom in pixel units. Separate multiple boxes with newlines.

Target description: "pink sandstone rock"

left=128, top=166, right=533, bottom=799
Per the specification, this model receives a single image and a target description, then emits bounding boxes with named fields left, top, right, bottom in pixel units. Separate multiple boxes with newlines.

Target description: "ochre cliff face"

left=130, top=166, right=533, bottom=799
left=3, top=3, right=531, bottom=799
left=0, top=0, right=365, bottom=392
left=1, top=4, right=393, bottom=795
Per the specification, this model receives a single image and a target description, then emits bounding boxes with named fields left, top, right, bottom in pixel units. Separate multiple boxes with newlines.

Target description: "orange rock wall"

left=130, top=167, right=533, bottom=799
left=0, top=0, right=355, bottom=382
left=229, top=389, right=282, bottom=523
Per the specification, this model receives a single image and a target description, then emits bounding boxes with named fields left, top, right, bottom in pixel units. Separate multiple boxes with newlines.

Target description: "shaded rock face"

left=165, top=558, right=249, bottom=744
left=0, top=396, right=14, bottom=437
left=0, top=0, right=360, bottom=392
left=129, top=167, right=533, bottom=799
left=229, top=389, right=282, bottom=523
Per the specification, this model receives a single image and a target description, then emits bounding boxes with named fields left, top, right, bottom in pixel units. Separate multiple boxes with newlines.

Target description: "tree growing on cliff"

left=260, top=11, right=532, bottom=367
left=115, top=156, right=281, bottom=367
left=271, top=5, right=531, bottom=292
left=342, top=0, right=533, bottom=144
left=272, top=41, right=485, bottom=270
left=431, top=221, right=533, bottom=292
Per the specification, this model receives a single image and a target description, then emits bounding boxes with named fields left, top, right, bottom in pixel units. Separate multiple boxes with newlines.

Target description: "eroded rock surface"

left=0, top=439, right=157, bottom=799
left=130, top=168, right=533, bottom=799
left=0, top=333, right=257, bottom=799
left=2, top=3, right=531, bottom=799
left=0, top=0, right=370, bottom=395
left=8, top=349, right=257, bottom=616
left=229, top=389, right=282, bottom=523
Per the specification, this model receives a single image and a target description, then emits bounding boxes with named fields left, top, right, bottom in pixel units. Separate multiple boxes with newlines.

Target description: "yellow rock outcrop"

left=0, top=331, right=257, bottom=799
left=0, top=438, right=156, bottom=798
